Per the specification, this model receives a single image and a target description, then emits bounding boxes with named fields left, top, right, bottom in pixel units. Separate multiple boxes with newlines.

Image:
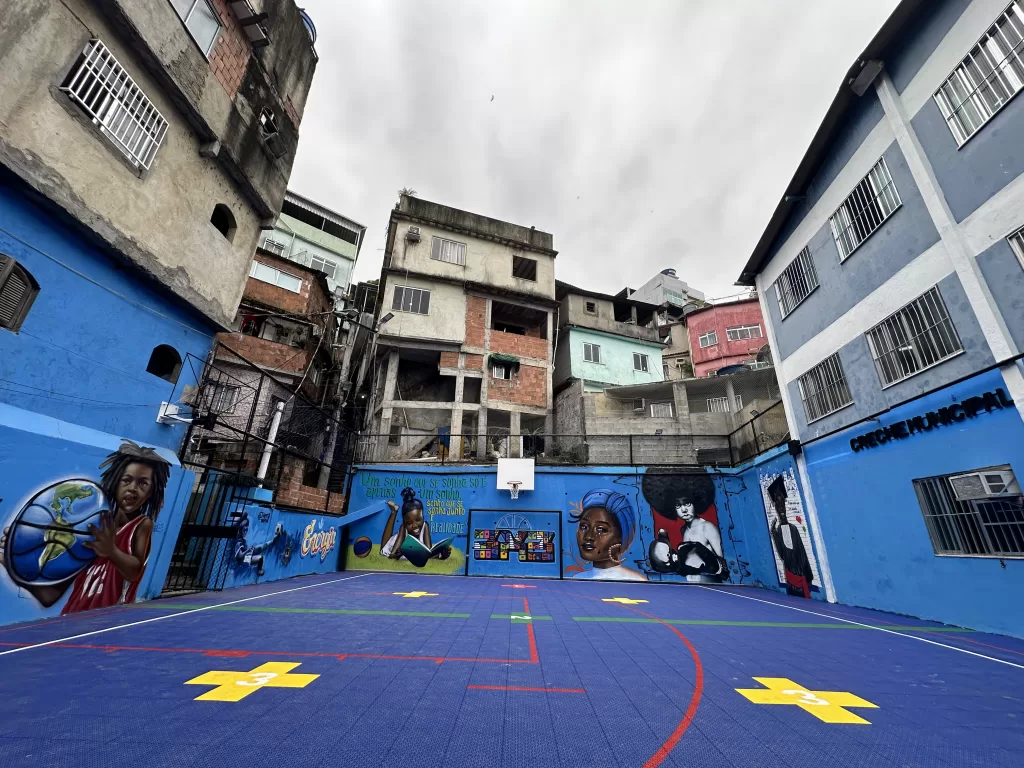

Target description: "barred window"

left=726, top=324, right=762, bottom=341
left=934, top=2, right=1024, bottom=146
left=829, top=158, right=902, bottom=260
left=698, top=330, right=718, bottom=348
left=583, top=342, right=601, bottom=363
left=431, top=237, right=467, bottom=266
left=649, top=402, right=674, bottom=418
left=206, top=382, right=238, bottom=414
left=914, top=466, right=1024, bottom=557
left=0, top=254, right=40, bottom=332
left=707, top=396, right=742, bottom=414
left=633, top=353, right=650, bottom=372
left=798, top=353, right=853, bottom=423
left=866, top=287, right=963, bottom=387
left=775, top=247, right=819, bottom=317
left=392, top=285, right=430, bottom=314
left=1009, top=226, right=1024, bottom=270
left=60, top=40, right=168, bottom=171
left=261, top=238, right=286, bottom=256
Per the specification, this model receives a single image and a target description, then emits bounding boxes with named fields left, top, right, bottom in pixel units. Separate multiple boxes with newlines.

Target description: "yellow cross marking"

left=184, top=662, right=319, bottom=702
left=735, top=678, right=879, bottom=724
left=602, top=597, right=648, bottom=604
left=393, top=591, right=439, bottom=598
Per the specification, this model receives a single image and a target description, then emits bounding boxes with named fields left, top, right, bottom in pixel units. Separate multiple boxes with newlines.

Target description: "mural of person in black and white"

left=763, top=473, right=817, bottom=598
left=642, top=471, right=729, bottom=583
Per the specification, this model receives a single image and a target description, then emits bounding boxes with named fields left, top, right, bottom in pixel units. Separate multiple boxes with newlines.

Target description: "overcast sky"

left=290, top=0, right=899, bottom=301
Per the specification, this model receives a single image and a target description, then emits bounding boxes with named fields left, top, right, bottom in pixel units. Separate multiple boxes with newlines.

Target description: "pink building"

left=686, top=298, right=767, bottom=377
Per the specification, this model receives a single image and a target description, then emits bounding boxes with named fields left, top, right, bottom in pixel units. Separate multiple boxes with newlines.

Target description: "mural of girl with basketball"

left=0, top=440, right=171, bottom=613
left=570, top=489, right=647, bottom=582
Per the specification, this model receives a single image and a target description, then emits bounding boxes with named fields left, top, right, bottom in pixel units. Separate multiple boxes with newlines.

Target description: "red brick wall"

left=687, top=299, right=766, bottom=376
left=465, top=354, right=483, bottom=370
left=215, top=332, right=310, bottom=375
left=245, top=254, right=331, bottom=316
left=275, top=459, right=344, bottom=513
left=490, top=330, right=548, bottom=360
left=208, top=0, right=251, bottom=98
left=466, top=296, right=488, bottom=347
left=488, top=363, right=547, bottom=407
left=440, top=351, right=460, bottom=368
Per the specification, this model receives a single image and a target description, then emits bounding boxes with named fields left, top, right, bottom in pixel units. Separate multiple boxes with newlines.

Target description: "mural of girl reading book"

left=380, top=488, right=452, bottom=567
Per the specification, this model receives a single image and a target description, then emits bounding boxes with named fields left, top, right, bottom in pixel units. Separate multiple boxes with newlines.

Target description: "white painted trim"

left=759, top=118, right=894, bottom=288
left=899, top=0, right=1016, bottom=120
left=754, top=273, right=802, bottom=439
left=960, top=166, right=1024, bottom=256
left=794, top=453, right=837, bottom=603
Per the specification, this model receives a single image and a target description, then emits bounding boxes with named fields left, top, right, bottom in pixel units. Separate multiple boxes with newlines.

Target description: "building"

left=553, top=281, right=665, bottom=391
left=258, top=190, right=366, bottom=301
left=659, top=321, right=694, bottom=381
left=685, top=298, right=770, bottom=377
left=627, top=268, right=705, bottom=308
left=737, top=0, right=1024, bottom=637
left=361, top=194, right=558, bottom=460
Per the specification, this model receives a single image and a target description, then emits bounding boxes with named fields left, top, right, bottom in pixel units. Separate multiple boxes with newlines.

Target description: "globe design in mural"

left=6, top=479, right=107, bottom=587
left=495, top=514, right=532, bottom=532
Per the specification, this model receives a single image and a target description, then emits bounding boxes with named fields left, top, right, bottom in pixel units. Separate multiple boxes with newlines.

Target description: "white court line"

left=0, top=572, right=373, bottom=658
left=699, top=586, right=1024, bottom=671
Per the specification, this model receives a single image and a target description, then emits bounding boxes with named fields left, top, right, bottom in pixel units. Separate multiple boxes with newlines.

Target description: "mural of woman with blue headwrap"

left=570, top=489, right=647, bottom=582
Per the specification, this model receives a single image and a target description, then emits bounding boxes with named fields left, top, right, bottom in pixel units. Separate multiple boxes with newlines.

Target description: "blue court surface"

left=1, top=574, right=1023, bottom=768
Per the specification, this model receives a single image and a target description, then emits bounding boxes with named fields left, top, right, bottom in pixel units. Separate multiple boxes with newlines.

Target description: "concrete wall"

left=566, top=328, right=664, bottom=387
left=686, top=300, right=766, bottom=376
left=630, top=270, right=705, bottom=304
left=380, top=273, right=467, bottom=344
left=559, top=293, right=660, bottom=342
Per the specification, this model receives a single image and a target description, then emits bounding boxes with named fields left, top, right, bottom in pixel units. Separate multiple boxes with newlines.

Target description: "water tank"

left=299, top=8, right=317, bottom=44
left=660, top=268, right=677, bottom=277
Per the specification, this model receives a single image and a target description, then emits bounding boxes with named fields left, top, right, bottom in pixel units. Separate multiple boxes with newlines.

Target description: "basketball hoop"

left=507, top=481, right=522, bottom=500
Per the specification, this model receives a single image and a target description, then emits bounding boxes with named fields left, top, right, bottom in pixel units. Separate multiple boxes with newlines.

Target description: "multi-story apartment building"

left=258, top=190, right=366, bottom=300
left=363, top=195, right=557, bottom=459
left=627, top=268, right=705, bottom=308
left=553, top=281, right=665, bottom=391
left=685, top=298, right=769, bottom=377
left=738, top=0, right=1024, bottom=637
left=659, top=322, right=694, bottom=381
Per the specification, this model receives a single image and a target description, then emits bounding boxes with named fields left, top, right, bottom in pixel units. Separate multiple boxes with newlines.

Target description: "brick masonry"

left=488, top=363, right=547, bottom=407
left=276, top=458, right=344, bottom=513
left=465, top=354, right=483, bottom=370
left=245, top=254, right=332, bottom=316
left=208, top=0, right=252, bottom=98
left=215, top=333, right=310, bottom=375
left=489, top=329, right=548, bottom=360
left=466, top=296, right=488, bottom=347
left=440, top=351, right=460, bottom=368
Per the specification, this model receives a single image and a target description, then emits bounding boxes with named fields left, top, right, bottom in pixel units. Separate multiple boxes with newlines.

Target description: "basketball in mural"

left=4, top=480, right=106, bottom=586
left=353, top=536, right=372, bottom=557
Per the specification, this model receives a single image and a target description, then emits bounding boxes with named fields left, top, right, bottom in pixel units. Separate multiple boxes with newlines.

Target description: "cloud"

left=291, top=0, right=899, bottom=300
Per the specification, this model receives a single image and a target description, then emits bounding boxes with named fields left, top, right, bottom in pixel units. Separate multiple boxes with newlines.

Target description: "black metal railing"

left=726, top=400, right=789, bottom=465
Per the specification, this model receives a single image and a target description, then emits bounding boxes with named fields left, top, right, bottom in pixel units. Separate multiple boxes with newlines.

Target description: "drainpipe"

left=257, top=400, right=285, bottom=485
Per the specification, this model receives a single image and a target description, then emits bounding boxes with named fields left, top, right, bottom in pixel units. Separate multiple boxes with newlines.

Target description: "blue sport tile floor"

left=0, top=573, right=1022, bottom=768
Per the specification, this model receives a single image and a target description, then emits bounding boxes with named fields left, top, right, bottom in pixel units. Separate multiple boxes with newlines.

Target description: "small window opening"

left=147, top=344, right=182, bottom=383
left=512, top=255, right=537, bottom=281
left=211, top=204, right=236, bottom=242
left=0, top=255, right=40, bottom=332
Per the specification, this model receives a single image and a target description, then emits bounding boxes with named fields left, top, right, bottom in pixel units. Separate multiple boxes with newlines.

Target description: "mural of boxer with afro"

left=642, top=470, right=729, bottom=582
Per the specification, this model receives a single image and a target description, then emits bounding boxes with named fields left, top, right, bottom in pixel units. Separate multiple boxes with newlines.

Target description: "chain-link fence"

left=727, top=400, right=790, bottom=465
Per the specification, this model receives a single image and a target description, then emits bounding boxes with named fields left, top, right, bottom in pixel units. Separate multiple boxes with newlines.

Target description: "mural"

left=565, top=489, right=646, bottom=581
left=381, top=489, right=453, bottom=567
left=1, top=440, right=172, bottom=614
left=469, top=511, right=560, bottom=578
left=759, top=468, right=819, bottom=598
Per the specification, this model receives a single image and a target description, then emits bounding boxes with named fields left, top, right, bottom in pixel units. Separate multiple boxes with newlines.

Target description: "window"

left=914, top=466, right=1024, bottom=557
left=726, top=324, right=763, bottom=341
left=262, top=238, right=286, bottom=257
left=206, top=382, right=238, bottom=414
left=775, top=246, right=820, bottom=317
left=734, top=395, right=743, bottom=410
left=934, top=2, right=1024, bottom=146
left=0, top=255, right=40, bottom=332
left=707, top=397, right=730, bottom=413
left=60, top=40, right=168, bottom=170
left=1009, top=226, right=1024, bottom=270
left=309, top=255, right=337, bottom=280
left=280, top=197, right=360, bottom=245
left=584, top=301, right=597, bottom=314
left=829, top=157, right=902, bottom=260
left=798, top=353, right=853, bottom=422
left=210, top=204, right=235, bottom=242
left=583, top=343, right=602, bottom=363
left=512, top=255, right=537, bottom=281
left=492, top=362, right=512, bottom=380
left=663, top=364, right=670, bottom=379
left=494, top=321, right=525, bottom=335
left=392, top=285, right=430, bottom=314
left=146, top=345, right=182, bottom=383
left=699, top=330, right=718, bottom=348
left=866, top=287, right=963, bottom=387
left=171, top=0, right=222, bottom=55
left=633, top=353, right=650, bottom=372
left=388, top=425, right=402, bottom=445
left=431, top=237, right=466, bottom=266
left=250, top=261, right=302, bottom=293
left=650, top=402, right=674, bottom=418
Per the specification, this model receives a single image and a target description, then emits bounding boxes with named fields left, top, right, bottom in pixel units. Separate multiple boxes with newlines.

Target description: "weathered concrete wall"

left=379, top=273, right=467, bottom=344
left=561, top=293, right=660, bottom=343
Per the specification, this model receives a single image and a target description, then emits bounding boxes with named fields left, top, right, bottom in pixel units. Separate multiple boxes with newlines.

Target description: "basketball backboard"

left=497, top=458, right=535, bottom=499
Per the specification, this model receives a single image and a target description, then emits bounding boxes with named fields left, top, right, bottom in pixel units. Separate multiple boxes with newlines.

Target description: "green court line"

left=131, top=604, right=471, bottom=619
left=571, top=617, right=975, bottom=632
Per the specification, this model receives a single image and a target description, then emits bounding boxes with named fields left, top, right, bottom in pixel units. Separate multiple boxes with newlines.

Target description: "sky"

left=289, top=0, right=900, bottom=302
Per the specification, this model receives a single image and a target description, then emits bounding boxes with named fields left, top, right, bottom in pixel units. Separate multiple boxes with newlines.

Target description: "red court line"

left=468, top=685, right=584, bottom=693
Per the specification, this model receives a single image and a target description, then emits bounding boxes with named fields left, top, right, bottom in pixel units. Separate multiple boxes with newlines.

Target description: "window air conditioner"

left=406, top=226, right=421, bottom=243
left=949, top=469, right=1019, bottom=500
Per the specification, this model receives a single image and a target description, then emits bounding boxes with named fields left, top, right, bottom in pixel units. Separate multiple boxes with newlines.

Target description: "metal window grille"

left=206, top=382, right=238, bottom=414
left=775, top=246, right=820, bottom=317
left=633, top=353, right=649, bottom=372
left=262, top=239, right=286, bottom=257
left=934, top=2, right=1024, bottom=146
left=1009, top=226, right=1024, bottom=270
left=699, top=330, right=717, bottom=348
left=734, top=395, right=743, bottom=410
left=583, top=343, right=601, bottom=363
left=649, top=402, right=674, bottom=418
left=392, top=285, right=430, bottom=314
left=913, top=469, right=1024, bottom=557
left=798, top=353, right=853, bottom=422
left=60, top=40, right=168, bottom=171
left=726, top=324, right=763, bottom=341
left=431, top=237, right=467, bottom=266
left=585, top=301, right=597, bottom=314
left=707, top=397, right=730, bottom=413
left=866, top=286, right=963, bottom=387
left=829, top=157, right=902, bottom=260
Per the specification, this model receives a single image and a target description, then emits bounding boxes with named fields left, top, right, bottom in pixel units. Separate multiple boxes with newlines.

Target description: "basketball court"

left=0, top=573, right=1022, bottom=767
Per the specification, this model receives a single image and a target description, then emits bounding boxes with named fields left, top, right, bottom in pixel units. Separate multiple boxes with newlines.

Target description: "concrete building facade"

left=685, top=298, right=769, bottom=377
left=627, top=268, right=705, bottom=309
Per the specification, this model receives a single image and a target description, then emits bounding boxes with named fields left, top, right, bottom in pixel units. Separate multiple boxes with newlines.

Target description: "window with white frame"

left=392, top=285, right=430, bottom=314
left=492, top=362, right=512, bottom=380
left=649, top=402, right=674, bottom=418
left=913, top=465, right=1024, bottom=557
left=309, top=255, right=337, bottom=280
left=583, top=342, right=602, bottom=363
left=698, top=330, right=718, bottom=348
left=934, top=2, right=1024, bottom=146
left=249, top=261, right=302, bottom=293
left=431, top=237, right=467, bottom=266
left=633, top=352, right=650, bottom=372
left=707, top=397, right=731, bottom=413
left=798, top=353, right=853, bottom=422
left=726, top=324, right=763, bottom=341
left=1009, top=226, right=1024, bottom=270
left=775, top=246, right=819, bottom=317
left=262, top=238, right=286, bottom=257
left=865, top=287, right=963, bottom=387
left=829, top=158, right=902, bottom=260
left=60, top=40, right=168, bottom=171
left=170, top=0, right=222, bottom=55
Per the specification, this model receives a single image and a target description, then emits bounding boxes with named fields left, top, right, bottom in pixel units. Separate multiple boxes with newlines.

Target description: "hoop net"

left=507, top=481, right=522, bottom=500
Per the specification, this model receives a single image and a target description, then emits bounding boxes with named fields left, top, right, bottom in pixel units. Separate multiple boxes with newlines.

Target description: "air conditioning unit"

left=406, top=226, right=421, bottom=243
left=632, top=398, right=645, bottom=412
left=949, top=469, right=1019, bottom=500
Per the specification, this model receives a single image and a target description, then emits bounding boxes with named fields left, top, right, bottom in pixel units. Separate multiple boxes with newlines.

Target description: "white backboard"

left=496, top=458, right=535, bottom=492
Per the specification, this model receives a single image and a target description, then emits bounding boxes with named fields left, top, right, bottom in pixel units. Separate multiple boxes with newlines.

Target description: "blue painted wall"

left=976, top=240, right=1024, bottom=352
left=803, top=367, right=1024, bottom=638
left=885, top=0, right=972, bottom=94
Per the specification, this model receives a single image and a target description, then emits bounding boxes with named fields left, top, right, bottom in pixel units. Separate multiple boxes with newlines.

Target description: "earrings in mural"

left=568, top=489, right=647, bottom=582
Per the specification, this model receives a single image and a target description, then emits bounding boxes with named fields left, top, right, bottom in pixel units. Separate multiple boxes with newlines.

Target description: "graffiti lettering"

left=300, top=521, right=337, bottom=562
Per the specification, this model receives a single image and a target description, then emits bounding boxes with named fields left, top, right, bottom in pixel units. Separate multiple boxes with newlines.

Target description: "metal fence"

left=726, top=400, right=790, bottom=465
